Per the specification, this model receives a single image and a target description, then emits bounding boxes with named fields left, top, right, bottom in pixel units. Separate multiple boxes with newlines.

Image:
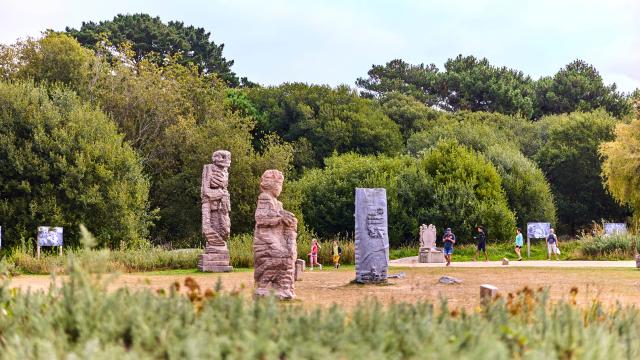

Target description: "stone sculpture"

left=198, top=150, right=233, bottom=272
left=419, top=224, right=445, bottom=263
left=354, top=188, right=389, bottom=283
left=253, top=170, right=298, bottom=299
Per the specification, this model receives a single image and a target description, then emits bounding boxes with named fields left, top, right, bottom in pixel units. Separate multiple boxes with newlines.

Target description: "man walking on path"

left=443, top=228, right=456, bottom=266
left=514, top=228, right=523, bottom=261
left=473, top=226, right=488, bottom=261
left=547, top=228, right=560, bottom=260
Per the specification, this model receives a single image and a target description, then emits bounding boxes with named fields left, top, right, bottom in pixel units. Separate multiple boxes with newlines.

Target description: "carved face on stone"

left=260, top=169, right=284, bottom=197
left=212, top=150, right=231, bottom=169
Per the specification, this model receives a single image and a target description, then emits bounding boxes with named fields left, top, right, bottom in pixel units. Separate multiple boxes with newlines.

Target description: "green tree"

left=484, top=145, right=556, bottom=228
left=535, top=60, right=630, bottom=118
left=294, top=141, right=515, bottom=244
left=66, top=13, right=239, bottom=86
left=600, top=118, right=640, bottom=221
left=379, top=92, right=441, bottom=140
left=0, top=81, right=151, bottom=248
left=357, top=55, right=535, bottom=118
left=535, top=111, right=629, bottom=233
left=245, top=83, right=404, bottom=171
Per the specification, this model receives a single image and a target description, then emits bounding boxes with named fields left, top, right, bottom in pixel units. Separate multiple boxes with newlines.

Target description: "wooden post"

left=527, top=236, right=530, bottom=258
left=59, top=245, right=63, bottom=256
left=37, top=245, right=41, bottom=260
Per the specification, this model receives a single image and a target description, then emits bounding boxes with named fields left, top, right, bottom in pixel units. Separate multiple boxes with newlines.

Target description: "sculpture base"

left=419, top=247, right=445, bottom=263
left=254, top=287, right=295, bottom=300
left=198, top=246, right=233, bottom=272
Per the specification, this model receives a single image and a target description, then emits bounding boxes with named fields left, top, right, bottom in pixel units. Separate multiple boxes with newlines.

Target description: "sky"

left=1, top=0, right=638, bottom=92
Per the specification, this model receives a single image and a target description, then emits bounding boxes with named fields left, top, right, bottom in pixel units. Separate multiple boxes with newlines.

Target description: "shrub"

left=576, top=234, right=639, bottom=260
left=294, top=141, right=516, bottom=244
left=0, top=81, right=151, bottom=248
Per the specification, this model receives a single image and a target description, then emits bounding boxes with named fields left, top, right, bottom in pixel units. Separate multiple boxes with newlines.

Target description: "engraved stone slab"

left=354, top=188, right=389, bottom=283
left=294, top=259, right=305, bottom=281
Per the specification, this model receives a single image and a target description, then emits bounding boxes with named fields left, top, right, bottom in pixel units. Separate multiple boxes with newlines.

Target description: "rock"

left=635, top=254, right=640, bottom=269
left=354, top=188, right=389, bottom=284
left=480, top=284, right=498, bottom=302
left=198, top=150, right=233, bottom=272
left=438, top=276, right=463, bottom=284
left=502, top=258, right=509, bottom=265
left=294, top=259, right=305, bottom=281
left=253, top=170, right=298, bottom=300
left=387, top=272, right=405, bottom=279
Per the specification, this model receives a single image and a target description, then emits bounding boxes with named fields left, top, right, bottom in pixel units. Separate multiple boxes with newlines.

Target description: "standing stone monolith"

left=354, top=188, right=389, bottom=283
left=253, top=170, right=298, bottom=299
left=198, top=150, right=233, bottom=272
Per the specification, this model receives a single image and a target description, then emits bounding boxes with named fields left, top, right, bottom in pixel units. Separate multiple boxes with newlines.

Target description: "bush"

left=0, top=81, right=151, bottom=248
left=576, top=234, right=640, bottom=260
left=294, top=141, right=516, bottom=244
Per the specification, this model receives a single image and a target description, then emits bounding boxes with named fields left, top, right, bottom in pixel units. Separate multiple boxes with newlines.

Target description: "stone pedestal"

left=480, top=284, right=498, bottom=303
left=294, top=259, right=305, bottom=280
left=198, top=245, right=233, bottom=272
left=418, top=247, right=445, bottom=263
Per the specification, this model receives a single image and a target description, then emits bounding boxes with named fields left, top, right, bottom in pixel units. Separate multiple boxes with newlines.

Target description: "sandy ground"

left=7, top=265, right=640, bottom=310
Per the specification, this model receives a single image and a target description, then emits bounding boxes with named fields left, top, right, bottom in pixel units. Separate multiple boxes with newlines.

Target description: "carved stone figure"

left=198, top=150, right=233, bottom=272
left=419, top=224, right=444, bottom=263
left=355, top=188, right=389, bottom=283
left=253, top=170, right=298, bottom=299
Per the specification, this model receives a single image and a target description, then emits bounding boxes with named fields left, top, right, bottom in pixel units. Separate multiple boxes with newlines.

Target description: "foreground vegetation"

left=1, top=259, right=639, bottom=359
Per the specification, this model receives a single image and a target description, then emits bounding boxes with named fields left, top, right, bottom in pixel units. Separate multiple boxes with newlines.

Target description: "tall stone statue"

left=354, top=188, right=389, bottom=283
left=418, top=224, right=444, bottom=263
left=198, top=150, right=233, bottom=272
left=253, top=170, right=298, bottom=299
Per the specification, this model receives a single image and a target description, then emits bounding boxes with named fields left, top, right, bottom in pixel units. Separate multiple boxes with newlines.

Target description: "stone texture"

left=418, top=224, right=444, bottom=263
left=295, top=259, right=305, bottom=281
left=502, top=258, right=510, bottom=265
left=635, top=255, right=640, bottom=269
left=198, top=150, right=233, bottom=272
left=354, top=188, right=389, bottom=283
left=480, top=284, right=498, bottom=302
left=253, top=170, right=298, bottom=299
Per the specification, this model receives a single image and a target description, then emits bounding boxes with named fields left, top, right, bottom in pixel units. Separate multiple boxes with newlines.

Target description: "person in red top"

left=308, top=238, right=323, bottom=270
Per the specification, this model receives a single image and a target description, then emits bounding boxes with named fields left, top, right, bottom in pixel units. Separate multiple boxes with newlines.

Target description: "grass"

left=1, top=258, right=640, bottom=358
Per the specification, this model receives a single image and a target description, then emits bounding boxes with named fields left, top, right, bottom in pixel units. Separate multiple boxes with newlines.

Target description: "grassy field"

left=3, top=260, right=640, bottom=358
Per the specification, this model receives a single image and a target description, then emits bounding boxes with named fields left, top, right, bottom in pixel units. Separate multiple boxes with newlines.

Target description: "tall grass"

left=575, top=234, right=639, bottom=260
left=1, top=259, right=639, bottom=358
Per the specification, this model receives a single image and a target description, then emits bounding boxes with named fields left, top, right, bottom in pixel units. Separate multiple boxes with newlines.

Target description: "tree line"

left=0, top=14, right=638, bottom=248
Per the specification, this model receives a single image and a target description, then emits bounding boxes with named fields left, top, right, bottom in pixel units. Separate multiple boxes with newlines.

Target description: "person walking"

left=308, top=238, right=322, bottom=270
left=473, top=226, right=488, bottom=261
left=547, top=228, right=560, bottom=260
left=514, top=228, right=523, bottom=261
left=442, top=228, right=456, bottom=266
left=332, top=239, right=342, bottom=269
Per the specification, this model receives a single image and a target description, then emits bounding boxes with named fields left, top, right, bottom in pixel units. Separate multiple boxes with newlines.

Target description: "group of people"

left=307, top=238, right=343, bottom=270
left=441, top=226, right=561, bottom=266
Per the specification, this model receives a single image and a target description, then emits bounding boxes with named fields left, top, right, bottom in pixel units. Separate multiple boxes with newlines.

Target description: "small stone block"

left=294, top=259, right=305, bottom=281
left=480, top=284, right=498, bottom=302
left=502, top=258, right=509, bottom=265
left=199, top=265, right=233, bottom=272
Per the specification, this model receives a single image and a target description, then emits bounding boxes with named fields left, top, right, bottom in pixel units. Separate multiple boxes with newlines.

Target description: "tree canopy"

left=66, top=13, right=240, bottom=86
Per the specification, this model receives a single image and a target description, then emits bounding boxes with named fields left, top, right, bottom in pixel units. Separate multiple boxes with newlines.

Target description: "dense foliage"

left=0, top=82, right=150, bottom=248
left=1, top=261, right=639, bottom=358
left=65, top=13, right=240, bottom=86
left=600, top=118, right=640, bottom=221
left=294, top=142, right=516, bottom=245
left=245, top=83, right=404, bottom=171
left=358, top=57, right=631, bottom=119
left=534, top=111, right=629, bottom=233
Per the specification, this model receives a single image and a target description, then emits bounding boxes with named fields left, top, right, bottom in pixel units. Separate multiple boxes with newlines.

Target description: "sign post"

left=526, top=222, right=551, bottom=258
left=36, top=226, right=63, bottom=259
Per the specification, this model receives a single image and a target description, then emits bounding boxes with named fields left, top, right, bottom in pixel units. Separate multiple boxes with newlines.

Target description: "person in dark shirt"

left=473, top=226, right=488, bottom=261
left=442, top=228, right=456, bottom=266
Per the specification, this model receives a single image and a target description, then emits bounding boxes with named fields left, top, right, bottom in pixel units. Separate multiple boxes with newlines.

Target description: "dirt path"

left=7, top=266, right=640, bottom=310
left=390, top=257, right=637, bottom=268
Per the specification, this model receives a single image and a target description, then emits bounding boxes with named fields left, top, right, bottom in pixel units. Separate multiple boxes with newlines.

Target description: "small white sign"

left=37, top=226, right=63, bottom=246
left=527, top=222, right=551, bottom=239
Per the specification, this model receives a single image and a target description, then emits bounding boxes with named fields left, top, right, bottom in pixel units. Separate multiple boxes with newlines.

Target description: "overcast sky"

left=1, top=0, right=638, bottom=92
